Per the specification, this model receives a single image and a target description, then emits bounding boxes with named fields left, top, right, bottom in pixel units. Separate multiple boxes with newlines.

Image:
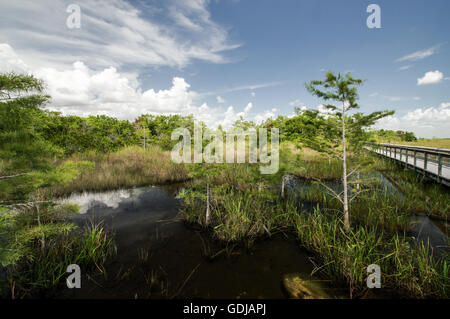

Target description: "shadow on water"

left=58, top=184, right=320, bottom=299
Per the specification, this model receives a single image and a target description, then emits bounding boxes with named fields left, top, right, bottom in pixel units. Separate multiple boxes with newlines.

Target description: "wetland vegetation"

left=1, top=72, right=448, bottom=299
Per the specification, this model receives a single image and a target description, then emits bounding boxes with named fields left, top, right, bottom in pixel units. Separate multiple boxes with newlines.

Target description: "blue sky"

left=0, top=0, right=449, bottom=137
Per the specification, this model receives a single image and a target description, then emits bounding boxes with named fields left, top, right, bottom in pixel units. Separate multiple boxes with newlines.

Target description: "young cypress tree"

left=305, top=72, right=363, bottom=231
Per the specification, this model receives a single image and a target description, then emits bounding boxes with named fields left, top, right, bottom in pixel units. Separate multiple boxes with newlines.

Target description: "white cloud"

left=242, top=102, right=253, bottom=114
left=440, top=102, right=450, bottom=109
left=417, top=70, right=444, bottom=85
left=0, top=43, right=30, bottom=73
left=288, top=99, right=307, bottom=108
left=0, top=0, right=239, bottom=70
left=385, top=96, right=403, bottom=102
left=250, top=91, right=255, bottom=97
left=0, top=43, right=276, bottom=130
left=254, top=108, right=277, bottom=124
left=216, top=95, right=225, bottom=103
left=395, top=45, right=441, bottom=62
left=373, top=103, right=450, bottom=138
left=317, top=104, right=336, bottom=117
left=413, top=96, right=421, bottom=101
left=198, top=81, right=281, bottom=99
left=397, top=64, right=414, bottom=71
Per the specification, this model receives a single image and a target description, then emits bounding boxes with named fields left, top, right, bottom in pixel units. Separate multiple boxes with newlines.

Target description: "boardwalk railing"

left=367, top=143, right=450, bottom=187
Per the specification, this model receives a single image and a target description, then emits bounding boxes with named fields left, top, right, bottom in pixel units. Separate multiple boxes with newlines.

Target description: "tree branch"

left=0, top=173, right=29, bottom=180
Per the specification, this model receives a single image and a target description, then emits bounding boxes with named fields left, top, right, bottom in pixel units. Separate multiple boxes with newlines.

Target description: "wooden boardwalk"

left=369, top=143, right=450, bottom=187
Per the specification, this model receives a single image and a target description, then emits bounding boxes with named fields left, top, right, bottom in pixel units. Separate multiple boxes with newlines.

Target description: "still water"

left=58, top=184, right=321, bottom=299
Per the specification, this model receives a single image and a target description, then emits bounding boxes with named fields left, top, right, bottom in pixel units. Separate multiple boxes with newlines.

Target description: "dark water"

left=57, top=184, right=320, bottom=299
left=56, top=173, right=448, bottom=299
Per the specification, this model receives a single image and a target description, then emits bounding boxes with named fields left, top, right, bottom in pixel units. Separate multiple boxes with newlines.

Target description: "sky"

left=0, top=0, right=449, bottom=138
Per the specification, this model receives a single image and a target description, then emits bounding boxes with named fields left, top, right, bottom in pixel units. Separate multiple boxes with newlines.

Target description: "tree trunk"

left=342, top=103, right=350, bottom=231
left=281, top=176, right=285, bottom=199
left=356, top=170, right=360, bottom=192
left=34, top=196, right=45, bottom=252
left=144, top=128, right=146, bottom=150
left=205, top=182, right=210, bottom=226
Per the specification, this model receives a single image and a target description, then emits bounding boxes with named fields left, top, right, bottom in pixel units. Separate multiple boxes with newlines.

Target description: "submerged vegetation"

left=1, top=71, right=448, bottom=299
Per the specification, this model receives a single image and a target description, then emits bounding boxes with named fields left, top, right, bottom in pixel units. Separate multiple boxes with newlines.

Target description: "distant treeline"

left=372, top=129, right=417, bottom=142
left=7, top=106, right=414, bottom=157
left=9, top=107, right=198, bottom=155
left=1, top=72, right=409, bottom=158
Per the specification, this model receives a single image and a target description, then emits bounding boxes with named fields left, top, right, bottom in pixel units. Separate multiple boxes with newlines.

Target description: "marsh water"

left=56, top=174, right=448, bottom=299
left=57, top=184, right=320, bottom=299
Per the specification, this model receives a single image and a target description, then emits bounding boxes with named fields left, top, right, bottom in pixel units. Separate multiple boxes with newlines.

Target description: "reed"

left=46, top=145, right=189, bottom=197
left=0, top=204, right=115, bottom=298
left=294, top=208, right=448, bottom=298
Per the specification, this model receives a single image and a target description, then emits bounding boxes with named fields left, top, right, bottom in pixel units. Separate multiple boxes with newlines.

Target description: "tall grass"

left=382, top=170, right=450, bottom=220
left=376, top=138, right=450, bottom=149
left=294, top=209, right=448, bottom=298
left=46, top=145, right=189, bottom=197
left=180, top=187, right=297, bottom=243
left=14, top=222, right=115, bottom=293
left=1, top=204, right=116, bottom=298
left=296, top=181, right=412, bottom=233
left=280, top=144, right=343, bottom=180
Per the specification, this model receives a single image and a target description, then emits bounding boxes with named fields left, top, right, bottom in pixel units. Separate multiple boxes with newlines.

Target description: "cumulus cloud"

left=216, top=96, right=225, bottom=103
left=317, top=104, right=337, bottom=117
left=373, top=103, right=450, bottom=138
left=439, top=102, right=450, bottom=109
left=0, top=43, right=277, bottom=129
left=0, top=44, right=30, bottom=73
left=254, top=108, right=277, bottom=124
left=417, top=70, right=444, bottom=85
left=37, top=61, right=197, bottom=119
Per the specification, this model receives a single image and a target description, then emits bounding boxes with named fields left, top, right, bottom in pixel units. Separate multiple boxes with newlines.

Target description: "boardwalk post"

left=413, top=150, right=417, bottom=171
left=374, top=143, right=449, bottom=186
left=405, top=149, right=408, bottom=168
left=424, top=152, right=428, bottom=176
left=438, top=154, right=442, bottom=182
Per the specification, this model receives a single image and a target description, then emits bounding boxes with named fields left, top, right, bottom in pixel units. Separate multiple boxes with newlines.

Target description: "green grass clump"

left=381, top=170, right=450, bottom=220
left=46, top=145, right=189, bottom=197
left=294, top=209, right=448, bottom=298
left=180, top=186, right=297, bottom=243
left=0, top=204, right=115, bottom=298
left=296, top=181, right=412, bottom=233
